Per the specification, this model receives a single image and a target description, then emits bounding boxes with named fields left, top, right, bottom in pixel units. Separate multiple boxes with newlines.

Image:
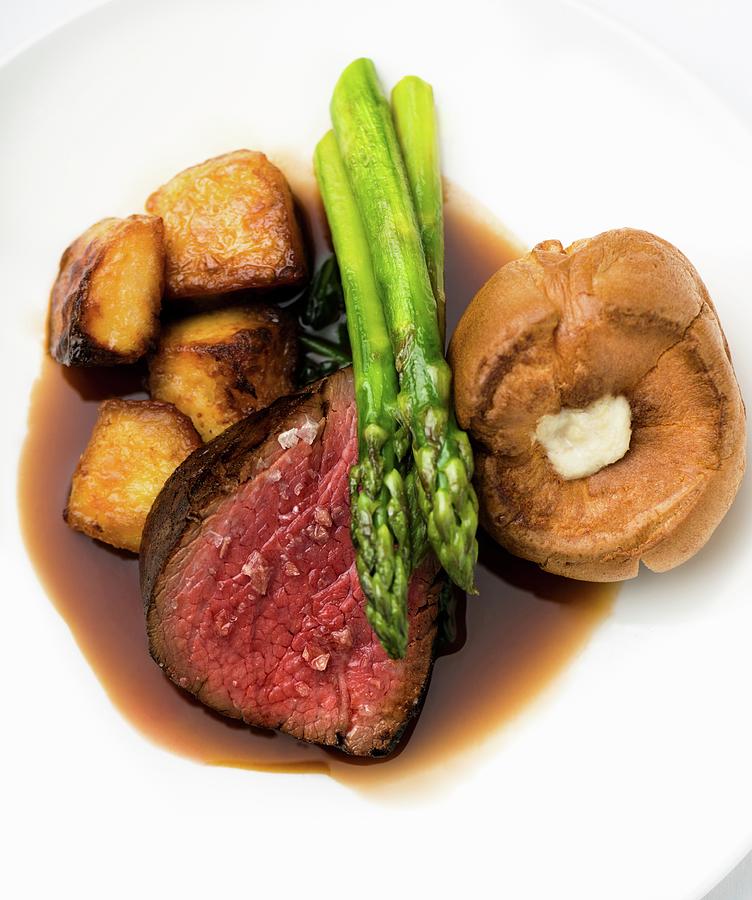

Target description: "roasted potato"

left=145, top=150, right=308, bottom=299
left=148, top=305, right=297, bottom=441
left=65, top=399, right=201, bottom=553
left=49, top=215, right=164, bottom=366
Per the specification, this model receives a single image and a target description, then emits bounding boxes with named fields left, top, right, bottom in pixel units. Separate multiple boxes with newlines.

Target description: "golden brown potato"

left=65, top=399, right=201, bottom=553
left=145, top=150, right=308, bottom=299
left=49, top=215, right=164, bottom=366
left=148, top=305, right=297, bottom=441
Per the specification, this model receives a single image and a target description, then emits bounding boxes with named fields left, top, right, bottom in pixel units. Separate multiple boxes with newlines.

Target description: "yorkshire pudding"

left=450, top=228, right=746, bottom=581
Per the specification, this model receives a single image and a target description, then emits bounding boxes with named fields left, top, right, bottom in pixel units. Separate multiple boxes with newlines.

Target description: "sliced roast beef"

left=140, top=367, right=440, bottom=756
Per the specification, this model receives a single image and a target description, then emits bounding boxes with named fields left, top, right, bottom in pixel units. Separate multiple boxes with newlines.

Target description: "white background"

left=1, top=1, right=750, bottom=897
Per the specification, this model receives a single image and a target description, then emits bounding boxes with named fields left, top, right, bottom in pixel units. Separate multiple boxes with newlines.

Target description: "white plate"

left=1, top=1, right=750, bottom=898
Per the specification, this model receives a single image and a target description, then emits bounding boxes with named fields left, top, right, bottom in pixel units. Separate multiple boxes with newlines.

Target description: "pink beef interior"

left=149, top=371, right=438, bottom=755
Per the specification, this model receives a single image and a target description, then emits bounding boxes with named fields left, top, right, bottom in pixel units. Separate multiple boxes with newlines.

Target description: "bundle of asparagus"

left=315, top=58, right=478, bottom=659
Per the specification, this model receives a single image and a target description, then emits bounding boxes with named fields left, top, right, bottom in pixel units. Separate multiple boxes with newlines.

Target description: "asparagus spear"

left=330, top=58, right=478, bottom=592
left=314, top=130, right=411, bottom=659
left=392, top=75, right=446, bottom=569
left=391, top=76, right=446, bottom=343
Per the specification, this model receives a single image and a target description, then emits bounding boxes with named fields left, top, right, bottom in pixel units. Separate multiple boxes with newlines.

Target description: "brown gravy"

left=17, top=183, right=616, bottom=798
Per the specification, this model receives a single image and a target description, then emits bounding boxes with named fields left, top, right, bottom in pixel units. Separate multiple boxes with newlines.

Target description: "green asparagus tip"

left=315, top=121, right=411, bottom=659
left=330, top=56, right=478, bottom=596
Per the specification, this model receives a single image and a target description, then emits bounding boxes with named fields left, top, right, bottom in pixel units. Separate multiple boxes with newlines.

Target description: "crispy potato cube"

left=149, top=305, right=297, bottom=441
left=49, top=215, right=164, bottom=366
left=65, top=399, right=201, bottom=553
left=145, top=150, right=308, bottom=299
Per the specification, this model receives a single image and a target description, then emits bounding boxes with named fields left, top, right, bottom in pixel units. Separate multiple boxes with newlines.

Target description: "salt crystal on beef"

left=302, top=643, right=330, bottom=672
left=214, top=609, right=237, bottom=637
left=218, top=535, right=231, bottom=559
left=240, top=550, right=271, bottom=594
left=314, top=507, right=332, bottom=528
left=307, top=523, right=329, bottom=544
left=331, top=627, right=352, bottom=648
left=297, top=416, right=320, bottom=445
left=277, top=428, right=299, bottom=449
left=206, top=531, right=224, bottom=548
left=278, top=416, right=319, bottom=449
left=277, top=504, right=300, bottom=526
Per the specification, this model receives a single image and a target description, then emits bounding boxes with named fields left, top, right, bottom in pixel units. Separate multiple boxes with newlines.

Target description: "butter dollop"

left=534, top=395, right=632, bottom=480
